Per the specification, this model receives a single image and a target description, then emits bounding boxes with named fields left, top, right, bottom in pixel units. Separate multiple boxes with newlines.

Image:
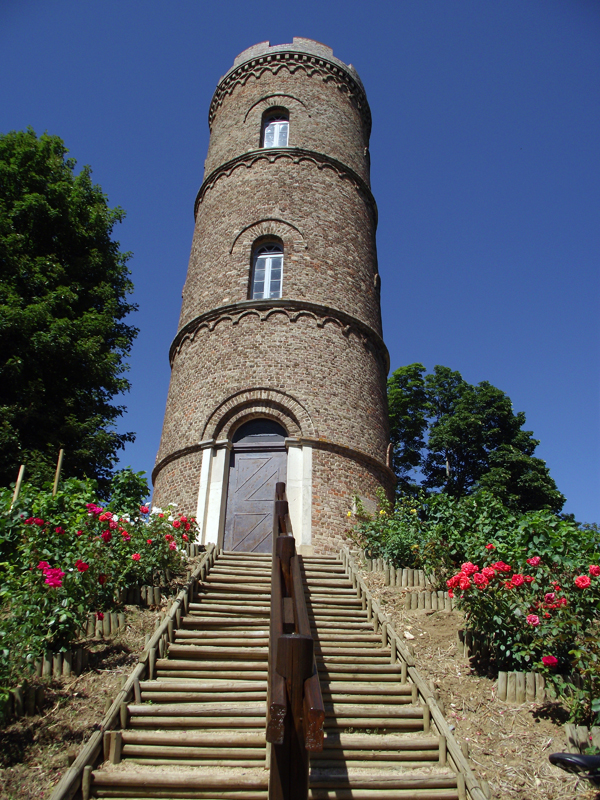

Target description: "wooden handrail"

left=267, top=482, right=324, bottom=800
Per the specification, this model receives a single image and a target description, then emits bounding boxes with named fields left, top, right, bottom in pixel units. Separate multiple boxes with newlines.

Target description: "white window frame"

left=251, top=244, right=283, bottom=300
left=262, top=114, right=289, bottom=148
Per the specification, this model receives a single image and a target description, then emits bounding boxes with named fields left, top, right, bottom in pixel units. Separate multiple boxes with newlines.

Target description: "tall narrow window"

left=262, top=113, right=289, bottom=148
left=251, top=244, right=283, bottom=299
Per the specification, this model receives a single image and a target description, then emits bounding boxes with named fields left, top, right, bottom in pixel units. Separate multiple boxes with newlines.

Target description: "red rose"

left=589, top=565, right=600, bottom=577
left=98, top=574, right=107, bottom=585
left=147, top=539, right=152, bottom=544
left=96, top=612, right=104, bottom=620
left=140, top=506, right=149, bottom=514
left=511, top=574, right=525, bottom=586
left=131, top=553, right=141, bottom=561
left=542, top=655, right=558, bottom=668
left=182, top=533, right=189, bottom=541
left=172, top=520, right=181, bottom=529
left=459, top=575, right=471, bottom=590
left=526, top=556, right=541, bottom=567
left=75, top=560, right=89, bottom=572
left=482, top=566, right=495, bottom=579
left=485, top=543, right=495, bottom=550
left=524, top=575, right=535, bottom=583
left=461, top=562, right=479, bottom=576
left=575, top=575, right=591, bottom=589
left=101, top=530, right=112, bottom=543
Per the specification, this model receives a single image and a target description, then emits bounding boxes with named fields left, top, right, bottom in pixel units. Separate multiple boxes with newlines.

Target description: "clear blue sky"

left=1, top=0, right=598, bottom=522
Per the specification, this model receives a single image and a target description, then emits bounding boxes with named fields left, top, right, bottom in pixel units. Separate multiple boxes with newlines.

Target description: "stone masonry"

left=153, top=38, right=394, bottom=550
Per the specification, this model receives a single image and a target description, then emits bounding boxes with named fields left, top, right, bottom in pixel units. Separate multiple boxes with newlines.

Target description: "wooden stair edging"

left=342, top=547, right=489, bottom=800
left=48, top=542, right=218, bottom=800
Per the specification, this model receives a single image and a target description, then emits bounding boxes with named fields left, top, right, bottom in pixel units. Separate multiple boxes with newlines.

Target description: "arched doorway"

left=223, top=419, right=287, bottom=552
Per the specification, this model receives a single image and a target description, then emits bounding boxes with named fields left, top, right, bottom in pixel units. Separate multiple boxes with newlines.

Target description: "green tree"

left=0, top=128, right=137, bottom=491
left=387, top=363, right=428, bottom=493
left=387, top=364, right=565, bottom=513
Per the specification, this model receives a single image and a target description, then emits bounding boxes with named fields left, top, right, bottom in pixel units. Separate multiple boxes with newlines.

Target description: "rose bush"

left=0, top=475, right=198, bottom=687
left=352, top=490, right=600, bottom=722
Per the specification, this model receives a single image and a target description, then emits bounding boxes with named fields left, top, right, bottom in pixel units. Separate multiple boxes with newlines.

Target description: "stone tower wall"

left=153, top=39, right=394, bottom=549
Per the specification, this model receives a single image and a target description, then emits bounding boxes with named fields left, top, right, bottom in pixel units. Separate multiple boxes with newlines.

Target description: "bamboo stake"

left=52, top=449, right=65, bottom=496
left=10, top=464, right=26, bottom=509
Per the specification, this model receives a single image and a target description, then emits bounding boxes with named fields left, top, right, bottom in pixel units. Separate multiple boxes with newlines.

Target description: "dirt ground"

left=359, top=563, right=598, bottom=800
left=0, top=605, right=158, bottom=800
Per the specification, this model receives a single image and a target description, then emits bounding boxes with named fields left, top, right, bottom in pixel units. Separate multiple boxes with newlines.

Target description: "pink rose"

left=526, top=556, right=541, bottom=567
left=526, top=614, right=540, bottom=626
left=37, top=561, right=50, bottom=571
left=544, top=592, right=556, bottom=603
left=44, top=567, right=65, bottom=588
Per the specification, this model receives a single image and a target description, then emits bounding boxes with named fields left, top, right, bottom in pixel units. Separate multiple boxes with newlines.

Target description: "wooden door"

left=223, top=448, right=287, bottom=553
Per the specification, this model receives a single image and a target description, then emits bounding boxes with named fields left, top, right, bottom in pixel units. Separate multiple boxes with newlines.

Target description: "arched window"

left=250, top=243, right=283, bottom=299
left=262, top=111, right=289, bottom=148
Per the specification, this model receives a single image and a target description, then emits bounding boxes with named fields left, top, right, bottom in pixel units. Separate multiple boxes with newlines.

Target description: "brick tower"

left=153, top=38, right=394, bottom=553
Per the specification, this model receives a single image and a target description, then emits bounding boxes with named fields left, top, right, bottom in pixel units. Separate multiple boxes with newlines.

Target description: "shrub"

left=0, top=475, right=197, bottom=688
left=352, top=490, right=600, bottom=722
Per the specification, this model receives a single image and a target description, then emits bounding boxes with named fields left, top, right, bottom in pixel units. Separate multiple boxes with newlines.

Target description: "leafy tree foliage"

left=0, top=129, right=137, bottom=490
left=387, top=363, right=565, bottom=512
left=387, top=364, right=428, bottom=494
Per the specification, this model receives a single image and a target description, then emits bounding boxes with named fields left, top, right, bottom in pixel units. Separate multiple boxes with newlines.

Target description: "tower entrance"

left=223, top=420, right=287, bottom=553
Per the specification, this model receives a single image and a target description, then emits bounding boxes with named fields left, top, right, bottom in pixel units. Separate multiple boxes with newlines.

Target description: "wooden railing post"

left=268, top=483, right=324, bottom=800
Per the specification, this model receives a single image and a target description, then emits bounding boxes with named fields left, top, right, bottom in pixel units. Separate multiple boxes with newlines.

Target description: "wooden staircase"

left=81, top=551, right=470, bottom=800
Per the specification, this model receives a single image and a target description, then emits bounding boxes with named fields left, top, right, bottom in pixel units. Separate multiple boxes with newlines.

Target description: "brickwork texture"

left=153, top=38, right=393, bottom=547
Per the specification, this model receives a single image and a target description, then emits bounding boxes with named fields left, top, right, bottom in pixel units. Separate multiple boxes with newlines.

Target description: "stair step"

left=166, top=645, right=268, bottom=660
left=156, top=658, right=268, bottom=672
left=139, top=681, right=267, bottom=692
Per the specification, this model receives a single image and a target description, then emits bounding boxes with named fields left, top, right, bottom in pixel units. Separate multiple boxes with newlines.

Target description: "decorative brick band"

left=304, top=437, right=396, bottom=484
left=169, top=299, right=389, bottom=372
left=152, top=433, right=394, bottom=488
left=209, top=50, right=371, bottom=135
left=152, top=443, right=205, bottom=485
left=194, top=148, right=377, bottom=225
